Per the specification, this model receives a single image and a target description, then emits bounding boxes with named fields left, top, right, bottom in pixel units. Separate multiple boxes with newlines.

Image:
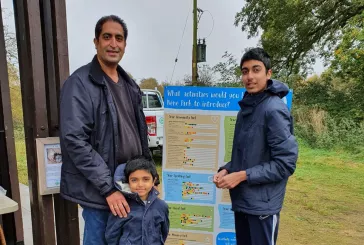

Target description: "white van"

left=141, top=89, right=164, bottom=153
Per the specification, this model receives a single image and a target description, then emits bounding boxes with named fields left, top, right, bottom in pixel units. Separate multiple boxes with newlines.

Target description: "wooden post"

left=192, top=0, right=198, bottom=85
left=13, top=0, right=56, bottom=244
left=13, top=0, right=79, bottom=244
left=49, top=1, right=80, bottom=244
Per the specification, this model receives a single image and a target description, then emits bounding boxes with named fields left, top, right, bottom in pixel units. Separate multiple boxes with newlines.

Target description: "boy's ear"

left=154, top=175, right=160, bottom=186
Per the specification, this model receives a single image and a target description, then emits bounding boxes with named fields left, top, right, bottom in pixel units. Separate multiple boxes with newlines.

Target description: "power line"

left=199, top=9, right=214, bottom=39
left=170, top=8, right=191, bottom=84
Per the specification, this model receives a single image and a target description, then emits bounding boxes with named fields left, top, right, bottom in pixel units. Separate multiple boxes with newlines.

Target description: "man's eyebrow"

left=102, top=32, right=124, bottom=37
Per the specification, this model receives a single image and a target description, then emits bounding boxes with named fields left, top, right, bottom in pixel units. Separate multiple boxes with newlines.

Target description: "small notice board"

left=36, top=137, right=62, bottom=195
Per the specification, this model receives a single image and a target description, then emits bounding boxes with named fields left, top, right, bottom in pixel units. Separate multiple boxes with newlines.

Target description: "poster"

left=162, top=86, right=292, bottom=245
left=44, top=144, right=62, bottom=188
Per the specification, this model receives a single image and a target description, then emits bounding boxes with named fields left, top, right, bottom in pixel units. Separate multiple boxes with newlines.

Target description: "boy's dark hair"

left=124, top=156, right=160, bottom=186
left=95, top=15, right=128, bottom=40
left=240, top=47, right=271, bottom=73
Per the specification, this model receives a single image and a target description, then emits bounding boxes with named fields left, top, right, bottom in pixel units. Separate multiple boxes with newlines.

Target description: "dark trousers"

left=234, top=212, right=280, bottom=245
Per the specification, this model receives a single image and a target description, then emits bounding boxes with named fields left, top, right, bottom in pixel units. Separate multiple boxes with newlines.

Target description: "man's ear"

left=93, top=38, right=98, bottom=49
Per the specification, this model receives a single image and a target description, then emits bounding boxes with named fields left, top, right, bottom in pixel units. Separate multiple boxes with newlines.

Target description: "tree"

left=2, top=10, right=23, bottom=133
left=139, top=78, right=164, bottom=96
left=8, top=64, right=23, bottom=129
left=2, top=9, right=17, bottom=65
left=213, top=52, right=242, bottom=87
left=234, top=0, right=364, bottom=76
left=330, top=12, right=364, bottom=82
left=183, top=64, right=216, bottom=87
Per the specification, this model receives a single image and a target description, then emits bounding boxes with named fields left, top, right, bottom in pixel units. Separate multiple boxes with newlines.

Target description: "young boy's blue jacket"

left=221, top=79, right=298, bottom=215
left=105, top=164, right=169, bottom=245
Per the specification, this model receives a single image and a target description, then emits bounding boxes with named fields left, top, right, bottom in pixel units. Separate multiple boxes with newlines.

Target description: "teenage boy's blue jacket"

left=221, top=79, right=298, bottom=215
left=105, top=164, right=169, bottom=245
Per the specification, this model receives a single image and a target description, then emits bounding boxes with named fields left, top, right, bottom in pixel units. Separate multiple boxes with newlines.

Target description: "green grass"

left=279, top=141, right=364, bottom=244
left=15, top=138, right=28, bottom=185
left=15, top=138, right=364, bottom=244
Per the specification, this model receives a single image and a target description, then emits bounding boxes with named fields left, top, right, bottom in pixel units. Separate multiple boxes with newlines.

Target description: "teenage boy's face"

left=241, top=60, right=272, bottom=94
left=129, top=170, right=155, bottom=201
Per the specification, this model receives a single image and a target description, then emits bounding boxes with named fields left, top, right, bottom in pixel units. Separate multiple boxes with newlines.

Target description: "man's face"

left=241, top=60, right=272, bottom=94
left=128, top=170, right=155, bottom=201
left=94, top=21, right=126, bottom=67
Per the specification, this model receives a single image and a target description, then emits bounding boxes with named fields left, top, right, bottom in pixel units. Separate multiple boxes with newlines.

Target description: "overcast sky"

left=2, top=0, right=324, bottom=83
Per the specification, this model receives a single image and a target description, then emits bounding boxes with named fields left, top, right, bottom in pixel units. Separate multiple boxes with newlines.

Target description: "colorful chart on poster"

left=163, top=171, right=216, bottom=204
left=165, top=113, right=220, bottom=171
left=223, top=116, right=236, bottom=162
left=166, top=231, right=213, bottom=245
left=169, top=203, right=214, bottom=232
left=218, top=205, right=234, bottom=229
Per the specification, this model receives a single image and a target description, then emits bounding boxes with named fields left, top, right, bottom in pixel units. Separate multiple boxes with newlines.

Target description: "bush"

left=293, top=106, right=364, bottom=152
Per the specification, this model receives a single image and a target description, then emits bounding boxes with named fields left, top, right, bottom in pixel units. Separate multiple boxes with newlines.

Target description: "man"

left=59, top=15, right=151, bottom=244
left=213, top=48, right=298, bottom=245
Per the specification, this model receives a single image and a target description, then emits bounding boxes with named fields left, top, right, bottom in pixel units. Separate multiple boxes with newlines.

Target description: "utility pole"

left=192, top=0, right=198, bottom=86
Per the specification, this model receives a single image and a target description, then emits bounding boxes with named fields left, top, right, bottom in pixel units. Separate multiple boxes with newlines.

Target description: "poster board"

left=36, top=137, right=62, bottom=195
left=162, top=86, right=292, bottom=245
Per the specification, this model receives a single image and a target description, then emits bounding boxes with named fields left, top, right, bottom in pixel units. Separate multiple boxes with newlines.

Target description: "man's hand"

left=217, top=171, right=247, bottom=189
left=213, top=169, right=228, bottom=188
left=106, top=191, right=130, bottom=218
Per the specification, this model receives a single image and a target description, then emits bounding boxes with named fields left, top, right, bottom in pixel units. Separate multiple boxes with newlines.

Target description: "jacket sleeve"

left=161, top=204, right=170, bottom=242
left=245, top=106, right=298, bottom=185
left=105, top=214, right=126, bottom=245
left=218, top=161, right=232, bottom=173
left=60, top=75, right=113, bottom=196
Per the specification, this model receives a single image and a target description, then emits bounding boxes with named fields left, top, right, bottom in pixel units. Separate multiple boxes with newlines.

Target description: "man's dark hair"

left=124, top=156, right=160, bottom=186
left=95, top=15, right=128, bottom=40
left=240, top=47, right=271, bottom=72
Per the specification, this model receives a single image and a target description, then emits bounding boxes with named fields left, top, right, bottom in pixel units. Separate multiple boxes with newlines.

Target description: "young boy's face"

left=129, top=170, right=155, bottom=201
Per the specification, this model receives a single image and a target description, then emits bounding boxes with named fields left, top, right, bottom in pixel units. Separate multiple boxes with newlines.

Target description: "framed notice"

left=36, top=137, right=62, bottom=195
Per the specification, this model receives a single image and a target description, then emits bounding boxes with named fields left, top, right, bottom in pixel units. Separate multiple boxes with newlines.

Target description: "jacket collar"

left=88, top=55, right=135, bottom=87
left=238, top=91, right=269, bottom=116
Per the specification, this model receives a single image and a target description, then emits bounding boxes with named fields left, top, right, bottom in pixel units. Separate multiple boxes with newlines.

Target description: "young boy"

left=105, top=156, right=169, bottom=245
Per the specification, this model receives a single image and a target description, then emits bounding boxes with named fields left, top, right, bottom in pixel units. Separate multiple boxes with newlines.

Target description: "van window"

left=142, top=94, right=148, bottom=108
left=147, top=94, right=162, bottom=108
left=142, top=93, right=162, bottom=108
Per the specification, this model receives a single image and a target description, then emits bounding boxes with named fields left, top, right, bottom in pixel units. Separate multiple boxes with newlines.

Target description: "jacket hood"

left=113, top=164, right=135, bottom=199
left=266, top=79, right=289, bottom=98
left=239, top=79, right=289, bottom=115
